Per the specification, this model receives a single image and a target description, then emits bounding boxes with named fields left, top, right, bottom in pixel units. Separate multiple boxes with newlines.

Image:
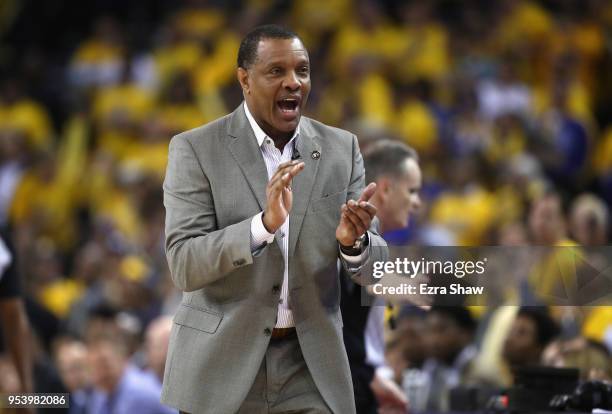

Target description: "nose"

left=283, top=71, right=300, bottom=91
left=412, top=194, right=422, bottom=212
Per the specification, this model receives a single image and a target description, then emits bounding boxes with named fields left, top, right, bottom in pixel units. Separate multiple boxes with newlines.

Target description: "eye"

left=269, top=67, right=282, bottom=75
left=298, top=66, right=310, bottom=76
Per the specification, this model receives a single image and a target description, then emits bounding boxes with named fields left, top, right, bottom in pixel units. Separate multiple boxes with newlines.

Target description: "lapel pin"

left=311, top=150, right=320, bottom=160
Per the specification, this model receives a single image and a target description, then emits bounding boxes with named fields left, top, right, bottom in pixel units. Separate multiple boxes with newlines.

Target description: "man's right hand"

left=262, top=160, right=305, bottom=233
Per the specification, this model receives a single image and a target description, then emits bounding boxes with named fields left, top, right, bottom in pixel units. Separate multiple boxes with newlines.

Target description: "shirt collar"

left=243, top=101, right=300, bottom=148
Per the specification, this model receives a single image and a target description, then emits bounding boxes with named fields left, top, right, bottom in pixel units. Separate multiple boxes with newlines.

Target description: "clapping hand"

left=262, top=160, right=305, bottom=233
left=336, top=182, right=378, bottom=247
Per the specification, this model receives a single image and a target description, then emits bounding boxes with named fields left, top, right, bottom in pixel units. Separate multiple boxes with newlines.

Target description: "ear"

left=372, top=177, right=390, bottom=205
left=378, top=177, right=392, bottom=197
left=237, top=67, right=250, bottom=94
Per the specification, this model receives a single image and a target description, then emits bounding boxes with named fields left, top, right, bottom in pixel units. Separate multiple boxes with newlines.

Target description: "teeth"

left=278, top=99, right=298, bottom=112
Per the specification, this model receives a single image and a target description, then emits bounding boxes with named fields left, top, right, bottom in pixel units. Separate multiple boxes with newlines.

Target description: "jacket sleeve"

left=339, top=135, right=388, bottom=285
left=163, top=135, right=253, bottom=292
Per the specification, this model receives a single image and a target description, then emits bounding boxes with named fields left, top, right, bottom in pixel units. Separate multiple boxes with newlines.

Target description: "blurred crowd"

left=0, top=0, right=611, bottom=412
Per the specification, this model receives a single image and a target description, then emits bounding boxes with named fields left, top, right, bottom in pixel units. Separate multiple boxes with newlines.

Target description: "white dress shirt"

left=0, top=236, right=11, bottom=281
left=365, top=300, right=386, bottom=368
left=244, top=102, right=365, bottom=328
left=245, top=102, right=298, bottom=328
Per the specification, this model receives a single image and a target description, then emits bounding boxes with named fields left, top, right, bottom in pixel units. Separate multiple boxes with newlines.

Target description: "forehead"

left=255, top=37, right=309, bottom=65
left=514, top=316, right=537, bottom=333
left=62, top=342, right=87, bottom=355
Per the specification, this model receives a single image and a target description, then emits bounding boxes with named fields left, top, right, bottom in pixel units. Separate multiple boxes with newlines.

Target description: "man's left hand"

left=336, top=182, right=377, bottom=247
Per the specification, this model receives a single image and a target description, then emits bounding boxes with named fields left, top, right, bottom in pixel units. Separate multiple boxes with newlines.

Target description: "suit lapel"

left=289, top=121, right=321, bottom=256
left=225, top=105, right=321, bottom=255
left=225, top=105, right=268, bottom=211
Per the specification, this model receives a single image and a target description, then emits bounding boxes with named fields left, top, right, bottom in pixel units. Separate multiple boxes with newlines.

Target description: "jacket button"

left=263, top=328, right=272, bottom=336
left=233, top=258, right=246, bottom=267
left=272, top=285, right=280, bottom=293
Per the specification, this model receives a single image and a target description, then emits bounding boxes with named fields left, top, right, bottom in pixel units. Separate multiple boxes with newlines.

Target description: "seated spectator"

left=477, top=60, right=532, bottom=121
left=82, top=304, right=141, bottom=357
left=386, top=305, right=427, bottom=384
left=69, top=16, right=124, bottom=89
left=503, top=307, right=560, bottom=374
left=87, top=333, right=176, bottom=414
left=53, top=336, right=94, bottom=414
left=0, top=79, right=53, bottom=151
left=419, top=306, right=479, bottom=412
left=569, top=193, right=609, bottom=246
left=143, top=316, right=172, bottom=387
left=537, top=75, right=589, bottom=189
left=527, top=190, right=582, bottom=304
left=542, top=336, right=612, bottom=381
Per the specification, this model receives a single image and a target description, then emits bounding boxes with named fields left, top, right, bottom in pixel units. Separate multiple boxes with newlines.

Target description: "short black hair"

left=363, top=140, right=419, bottom=183
left=518, top=307, right=560, bottom=347
left=429, top=305, right=477, bottom=333
left=237, top=24, right=300, bottom=69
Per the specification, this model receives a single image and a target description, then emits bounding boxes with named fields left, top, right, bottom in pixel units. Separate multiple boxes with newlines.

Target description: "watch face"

left=353, top=234, right=366, bottom=249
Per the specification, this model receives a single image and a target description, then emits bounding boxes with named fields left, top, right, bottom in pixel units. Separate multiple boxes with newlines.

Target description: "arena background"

left=0, top=0, right=611, bottom=412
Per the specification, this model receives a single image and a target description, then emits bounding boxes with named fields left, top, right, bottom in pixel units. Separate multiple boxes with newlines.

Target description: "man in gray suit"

left=161, top=25, right=387, bottom=414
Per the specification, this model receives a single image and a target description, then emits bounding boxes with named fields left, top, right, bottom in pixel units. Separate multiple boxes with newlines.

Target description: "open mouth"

left=276, top=97, right=300, bottom=118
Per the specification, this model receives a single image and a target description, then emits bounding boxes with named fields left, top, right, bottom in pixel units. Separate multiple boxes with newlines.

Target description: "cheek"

left=389, top=197, right=404, bottom=217
left=252, top=82, right=274, bottom=102
left=302, top=82, right=312, bottom=97
left=402, top=194, right=413, bottom=211
left=514, top=339, right=529, bottom=351
left=255, top=90, right=273, bottom=107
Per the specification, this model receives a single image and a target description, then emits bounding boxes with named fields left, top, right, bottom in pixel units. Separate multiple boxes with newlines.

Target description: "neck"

left=257, top=119, right=293, bottom=148
left=272, top=136, right=291, bottom=151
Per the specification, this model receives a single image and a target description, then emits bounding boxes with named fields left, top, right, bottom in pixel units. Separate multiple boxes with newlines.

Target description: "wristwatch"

left=340, top=233, right=368, bottom=256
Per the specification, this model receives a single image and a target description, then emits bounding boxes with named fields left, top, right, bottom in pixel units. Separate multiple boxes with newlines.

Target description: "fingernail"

left=360, top=201, right=367, bottom=207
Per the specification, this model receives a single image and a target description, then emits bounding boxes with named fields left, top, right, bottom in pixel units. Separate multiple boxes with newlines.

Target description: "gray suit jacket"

left=161, top=104, right=388, bottom=414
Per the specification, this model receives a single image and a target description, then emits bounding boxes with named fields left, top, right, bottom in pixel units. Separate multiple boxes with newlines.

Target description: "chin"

left=276, top=123, right=299, bottom=135
left=397, top=218, right=409, bottom=230
left=273, top=112, right=301, bottom=129
left=282, top=120, right=298, bottom=129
